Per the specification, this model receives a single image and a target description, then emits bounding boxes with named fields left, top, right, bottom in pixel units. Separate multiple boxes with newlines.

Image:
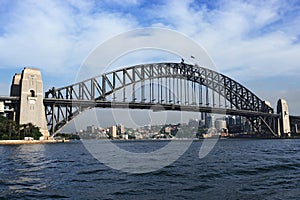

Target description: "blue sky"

left=0, top=0, right=300, bottom=114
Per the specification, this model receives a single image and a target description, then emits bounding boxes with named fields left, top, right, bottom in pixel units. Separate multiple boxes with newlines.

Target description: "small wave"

left=234, top=169, right=259, bottom=176
left=70, top=179, right=89, bottom=183
left=151, top=169, right=174, bottom=177
left=52, top=159, right=75, bottom=163
left=183, top=184, right=213, bottom=191
left=234, top=163, right=300, bottom=176
left=26, top=194, right=69, bottom=199
left=255, top=163, right=299, bottom=173
left=76, top=169, right=106, bottom=175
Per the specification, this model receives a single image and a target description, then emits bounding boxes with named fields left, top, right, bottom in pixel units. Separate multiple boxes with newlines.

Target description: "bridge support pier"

left=10, top=68, right=50, bottom=140
left=277, top=99, right=291, bottom=137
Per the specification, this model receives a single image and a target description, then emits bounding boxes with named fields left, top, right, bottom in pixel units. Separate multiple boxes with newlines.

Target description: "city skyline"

left=0, top=0, right=300, bottom=114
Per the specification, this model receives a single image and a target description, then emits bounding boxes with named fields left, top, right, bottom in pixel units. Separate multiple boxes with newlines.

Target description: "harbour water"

left=1, top=139, right=300, bottom=199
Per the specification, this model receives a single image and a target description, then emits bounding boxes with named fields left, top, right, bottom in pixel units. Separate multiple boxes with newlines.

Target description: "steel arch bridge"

left=44, top=62, right=278, bottom=135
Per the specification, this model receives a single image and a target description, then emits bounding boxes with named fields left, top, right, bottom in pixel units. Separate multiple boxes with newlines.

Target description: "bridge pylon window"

left=30, top=90, right=36, bottom=97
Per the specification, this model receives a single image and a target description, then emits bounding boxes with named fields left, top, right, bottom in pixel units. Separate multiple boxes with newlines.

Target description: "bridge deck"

left=0, top=96, right=20, bottom=101
left=1, top=96, right=280, bottom=118
left=43, top=98, right=279, bottom=118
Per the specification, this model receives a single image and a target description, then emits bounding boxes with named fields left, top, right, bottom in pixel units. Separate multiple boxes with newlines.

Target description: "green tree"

left=0, top=115, right=42, bottom=140
left=20, top=123, right=42, bottom=140
left=0, top=116, right=17, bottom=140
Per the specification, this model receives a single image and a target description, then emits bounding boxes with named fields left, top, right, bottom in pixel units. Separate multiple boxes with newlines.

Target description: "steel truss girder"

left=44, top=62, right=274, bottom=135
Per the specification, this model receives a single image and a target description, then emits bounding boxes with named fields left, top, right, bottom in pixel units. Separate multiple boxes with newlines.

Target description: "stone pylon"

left=10, top=68, right=49, bottom=140
left=277, top=99, right=291, bottom=137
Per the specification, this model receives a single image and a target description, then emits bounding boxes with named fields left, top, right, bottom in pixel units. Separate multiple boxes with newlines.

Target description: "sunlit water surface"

left=1, top=139, right=300, bottom=199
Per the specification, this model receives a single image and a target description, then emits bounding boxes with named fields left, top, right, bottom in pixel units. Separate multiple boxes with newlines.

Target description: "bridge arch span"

left=44, top=62, right=273, bottom=135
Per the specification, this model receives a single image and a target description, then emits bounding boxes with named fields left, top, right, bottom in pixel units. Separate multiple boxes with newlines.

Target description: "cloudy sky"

left=0, top=0, right=300, bottom=118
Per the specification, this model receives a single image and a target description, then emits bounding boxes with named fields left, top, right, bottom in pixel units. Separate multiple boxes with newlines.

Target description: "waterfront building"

left=188, top=119, right=199, bottom=128
left=164, top=126, right=172, bottom=134
left=87, top=125, right=96, bottom=134
left=110, top=126, right=117, bottom=138
left=119, top=124, right=125, bottom=134
left=144, top=124, right=151, bottom=130
left=0, top=102, right=4, bottom=114
left=205, top=114, right=214, bottom=128
left=215, top=119, right=226, bottom=130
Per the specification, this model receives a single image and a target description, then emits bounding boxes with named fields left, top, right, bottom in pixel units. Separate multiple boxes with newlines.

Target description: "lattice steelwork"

left=44, top=62, right=276, bottom=135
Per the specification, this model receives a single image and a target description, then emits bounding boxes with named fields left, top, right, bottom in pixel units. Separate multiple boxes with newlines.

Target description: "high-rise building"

left=228, top=116, right=235, bottom=126
left=0, top=102, right=4, bottom=114
left=144, top=125, right=151, bottom=130
left=188, top=119, right=199, bottom=128
left=205, top=114, right=214, bottom=128
left=111, top=126, right=117, bottom=138
left=87, top=125, right=96, bottom=133
left=215, top=119, right=226, bottom=130
left=119, top=124, right=125, bottom=134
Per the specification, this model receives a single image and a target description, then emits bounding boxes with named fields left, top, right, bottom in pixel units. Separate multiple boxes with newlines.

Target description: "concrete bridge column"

left=10, top=68, right=49, bottom=140
left=277, top=99, right=291, bottom=137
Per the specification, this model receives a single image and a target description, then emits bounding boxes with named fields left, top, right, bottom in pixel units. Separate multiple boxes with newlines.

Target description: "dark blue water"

left=1, top=139, right=300, bottom=199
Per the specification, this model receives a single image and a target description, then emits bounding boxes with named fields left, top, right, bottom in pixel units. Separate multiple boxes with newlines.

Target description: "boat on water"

left=202, top=133, right=220, bottom=139
left=202, top=127, right=221, bottom=139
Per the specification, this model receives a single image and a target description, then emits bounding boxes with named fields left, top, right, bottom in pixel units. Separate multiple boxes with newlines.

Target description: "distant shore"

left=0, top=139, right=69, bottom=145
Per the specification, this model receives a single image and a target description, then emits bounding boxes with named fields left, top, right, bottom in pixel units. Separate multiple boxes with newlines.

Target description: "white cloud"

left=150, top=0, right=300, bottom=80
left=0, top=0, right=137, bottom=78
left=144, top=0, right=300, bottom=112
left=102, top=0, right=140, bottom=6
left=2, top=0, right=298, bottom=81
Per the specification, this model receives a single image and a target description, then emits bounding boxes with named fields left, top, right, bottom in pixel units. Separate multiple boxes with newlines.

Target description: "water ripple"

left=1, top=140, right=300, bottom=199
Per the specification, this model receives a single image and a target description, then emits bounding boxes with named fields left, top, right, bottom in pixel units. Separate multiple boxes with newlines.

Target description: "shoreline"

left=0, top=139, right=69, bottom=145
